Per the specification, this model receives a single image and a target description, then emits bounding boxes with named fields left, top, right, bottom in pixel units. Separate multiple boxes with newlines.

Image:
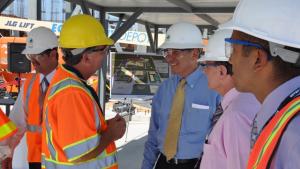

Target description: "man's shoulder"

left=231, top=92, right=260, bottom=110
left=274, top=114, right=300, bottom=167
left=24, top=73, right=38, bottom=82
left=281, top=114, right=300, bottom=143
left=158, top=76, right=177, bottom=88
left=226, top=92, right=259, bottom=119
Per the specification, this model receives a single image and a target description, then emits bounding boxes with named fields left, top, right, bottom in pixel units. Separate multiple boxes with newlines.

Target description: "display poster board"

left=110, top=52, right=169, bottom=98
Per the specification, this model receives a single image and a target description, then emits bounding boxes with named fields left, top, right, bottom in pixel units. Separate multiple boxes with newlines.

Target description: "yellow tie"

left=163, top=79, right=186, bottom=160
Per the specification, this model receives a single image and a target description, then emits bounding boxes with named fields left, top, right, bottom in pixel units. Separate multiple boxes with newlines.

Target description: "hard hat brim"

left=198, top=54, right=229, bottom=62
left=59, top=37, right=114, bottom=49
left=22, top=47, right=51, bottom=55
left=159, top=42, right=204, bottom=49
left=220, top=19, right=300, bottom=49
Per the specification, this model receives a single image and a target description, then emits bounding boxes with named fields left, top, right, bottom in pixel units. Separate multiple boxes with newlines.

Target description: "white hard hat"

left=159, top=22, right=204, bottom=49
left=220, top=0, right=300, bottom=64
left=22, top=27, right=58, bottom=55
left=199, top=29, right=233, bottom=62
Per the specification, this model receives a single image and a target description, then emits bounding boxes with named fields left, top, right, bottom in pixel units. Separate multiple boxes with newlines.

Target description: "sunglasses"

left=199, top=62, right=221, bottom=69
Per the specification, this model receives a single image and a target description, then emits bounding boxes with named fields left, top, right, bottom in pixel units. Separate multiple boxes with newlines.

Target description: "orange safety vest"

left=0, top=109, right=17, bottom=141
left=247, top=96, right=300, bottom=169
left=23, top=74, right=43, bottom=162
left=42, top=65, right=117, bottom=169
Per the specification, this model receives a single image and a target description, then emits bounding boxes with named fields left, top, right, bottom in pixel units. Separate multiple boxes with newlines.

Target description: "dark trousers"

left=154, top=154, right=198, bottom=169
left=29, top=162, right=41, bottom=169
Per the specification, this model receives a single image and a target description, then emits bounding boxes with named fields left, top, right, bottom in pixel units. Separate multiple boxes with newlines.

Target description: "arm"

left=72, top=114, right=126, bottom=163
left=54, top=89, right=125, bottom=163
left=0, top=86, right=26, bottom=151
left=141, top=91, right=161, bottom=169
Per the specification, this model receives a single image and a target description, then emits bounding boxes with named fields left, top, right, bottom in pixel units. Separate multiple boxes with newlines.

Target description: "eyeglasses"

left=86, top=46, right=109, bottom=55
left=199, top=62, right=220, bottom=69
left=161, top=48, right=193, bottom=57
left=25, top=49, right=52, bottom=61
left=224, top=38, right=266, bottom=58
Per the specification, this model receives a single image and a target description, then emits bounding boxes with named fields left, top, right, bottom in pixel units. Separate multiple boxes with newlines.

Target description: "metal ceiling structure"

left=0, top=0, right=14, bottom=13
left=0, top=0, right=239, bottom=113
left=69, top=0, right=236, bottom=25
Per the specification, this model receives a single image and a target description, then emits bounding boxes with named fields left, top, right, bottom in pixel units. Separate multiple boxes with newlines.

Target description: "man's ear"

left=49, top=49, right=57, bottom=58
left=192, top=49, right=200, bottom=60
left=253, top=49, right=269, bottom=72
left=219, top=65, right=228, bottom=77
left=81, top=52, right=91, bottom=65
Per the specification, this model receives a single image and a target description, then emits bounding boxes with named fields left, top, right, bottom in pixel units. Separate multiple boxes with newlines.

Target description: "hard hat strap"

left=70, top=48, right=86, bottom=56
left=269, top=42, right=300, bottom=65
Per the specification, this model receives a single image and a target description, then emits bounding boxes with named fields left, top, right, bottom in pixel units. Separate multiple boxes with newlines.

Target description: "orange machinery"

left=0, top=37, right=29, bottom=93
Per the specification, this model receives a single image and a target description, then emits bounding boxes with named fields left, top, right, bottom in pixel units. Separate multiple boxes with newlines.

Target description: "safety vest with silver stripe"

left=22, top=74, right=44, bottom=162
left=42, top=73, right=117, bottom=169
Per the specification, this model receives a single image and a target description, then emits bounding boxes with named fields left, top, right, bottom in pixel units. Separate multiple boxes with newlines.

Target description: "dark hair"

left=62, top=47, right=97, bottom=65
left=41, top=47, right=58, bottom=60
left=217, top=61, right=233, bottom=75
left=62, top=48, right=83, bottom=65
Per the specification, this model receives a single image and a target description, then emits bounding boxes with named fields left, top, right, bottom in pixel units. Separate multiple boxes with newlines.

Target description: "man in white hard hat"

left=221, top=0, right=300, bottom=168
left=2, top=27, right=59, bottom=169
left=141, top=22, right=220, bottom=169
left=198, top=29, right=260, bottom=169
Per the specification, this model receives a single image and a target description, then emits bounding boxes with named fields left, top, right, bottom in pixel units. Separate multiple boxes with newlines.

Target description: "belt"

left=160, top=153, right=198, bottom=165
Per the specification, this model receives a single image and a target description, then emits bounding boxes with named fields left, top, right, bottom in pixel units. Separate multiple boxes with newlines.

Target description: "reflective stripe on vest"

left=27, top=124, right=42, bottom=132
left=63, top=103, right=101, bottom=161
left=24, top=74, right=37, bottom=114
left=247, top=96, right=300, bottom=169
left=0, top=120, right=17, bottom=141
left=44, top=107, right=57, bottom=160
left=45, top=78, right=112, bottom=163
left=42, top=154, right=118, bottom=169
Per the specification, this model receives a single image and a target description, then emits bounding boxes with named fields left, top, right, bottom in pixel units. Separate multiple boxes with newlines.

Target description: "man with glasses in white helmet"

left=221, top=0, right=300, bottom=168
left=198, top=29, right=260, bottom=169
left=142, top=22, right=220, bottom=169
left=1, top=26, right=59, bottom=169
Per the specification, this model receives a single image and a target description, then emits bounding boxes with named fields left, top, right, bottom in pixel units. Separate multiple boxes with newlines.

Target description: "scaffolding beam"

left=110, top=8, right=143, bottom=42
left=145, top=22, right=155, bottom=53
left=0, top=0, right=14, bottom=13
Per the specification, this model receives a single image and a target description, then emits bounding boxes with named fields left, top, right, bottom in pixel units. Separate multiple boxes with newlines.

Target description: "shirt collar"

left=221, top=88, right=239, bottom=111
left=256, top=76, right=300, bottom=130
left=39, top=68, right=56, bottom=84
left=177, top=67, right=204, bottom=88
left=62, top=64, right=86, bottom=83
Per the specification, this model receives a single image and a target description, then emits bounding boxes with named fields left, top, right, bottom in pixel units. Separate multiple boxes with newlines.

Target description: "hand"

left=0, top=146, right=11, bottom=160
left=105, top=114, right=126, bottom=141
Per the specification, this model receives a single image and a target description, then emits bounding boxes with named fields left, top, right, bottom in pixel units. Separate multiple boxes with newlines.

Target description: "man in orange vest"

left=8, top=27, right=59, bottom=169
left=221, top=0, right=300, bottom=168
left=41, top=14, right=126, bottom=169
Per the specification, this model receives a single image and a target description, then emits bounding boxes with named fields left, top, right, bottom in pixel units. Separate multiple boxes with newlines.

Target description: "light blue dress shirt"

left=141, top=68, right=221, bottom=169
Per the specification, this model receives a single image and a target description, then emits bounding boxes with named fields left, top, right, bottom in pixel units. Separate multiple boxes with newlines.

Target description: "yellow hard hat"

left=59, top=14, right=114, bottom=49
